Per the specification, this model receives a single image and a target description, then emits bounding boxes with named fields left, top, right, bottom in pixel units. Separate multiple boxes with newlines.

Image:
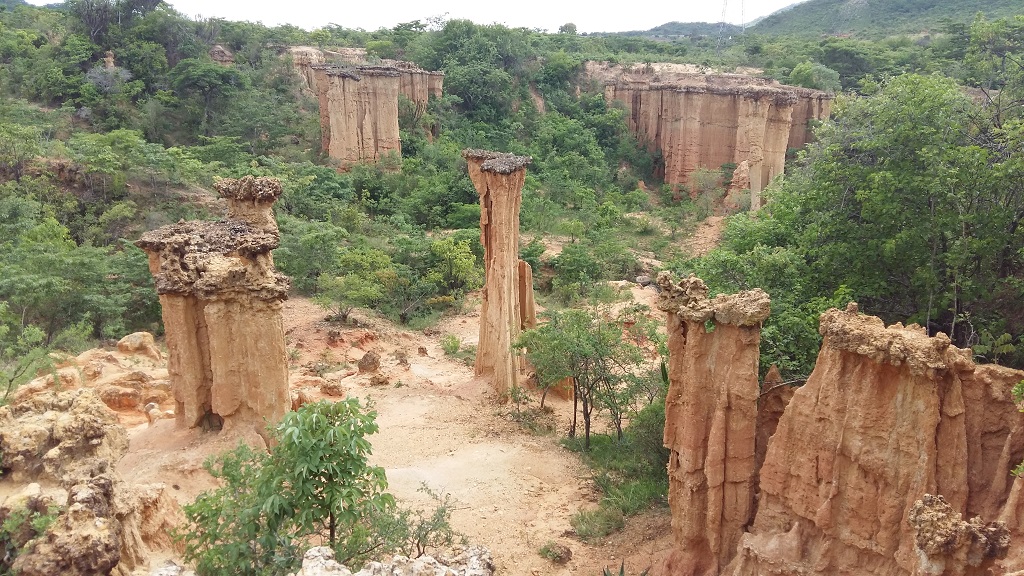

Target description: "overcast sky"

left=26, top=0, right=808, bottom=33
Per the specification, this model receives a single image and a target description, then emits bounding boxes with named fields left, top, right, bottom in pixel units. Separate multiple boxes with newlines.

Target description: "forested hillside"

left=0, top=0, right=1023, bottom=398
left=750, top=0, right=1022, bottom=37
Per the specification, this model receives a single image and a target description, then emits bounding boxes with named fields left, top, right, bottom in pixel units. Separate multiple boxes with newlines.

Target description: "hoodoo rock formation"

left=136, top=176, right=290, bottom=434
left=602, top=73, right=831, bottom=203
left=655, top=273, right=770, bottom=574
left=290, top=48, right=443, bottom=170
left=462, top=149, right=534, bottom=397
left=655, top=276, right=1024, bottom=576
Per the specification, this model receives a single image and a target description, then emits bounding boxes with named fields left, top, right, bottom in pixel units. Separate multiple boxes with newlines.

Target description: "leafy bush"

left=440, top=334, right=461, bottom=355
left=178, top=400, right=462, bottom=575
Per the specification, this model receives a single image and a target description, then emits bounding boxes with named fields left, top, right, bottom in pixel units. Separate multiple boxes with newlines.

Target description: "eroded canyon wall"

left=289, top=48, right=443, bottom=169
left=656, top=278, right=1023, bottom=576
left=463, top=149, right=534, bottom=398
left=136, top=176, right=290, bottom=433
left=603, top=74, right=831, bottom=200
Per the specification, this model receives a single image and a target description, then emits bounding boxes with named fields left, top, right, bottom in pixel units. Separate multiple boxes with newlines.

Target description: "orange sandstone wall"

left=655, top=277, right=1022, bottom=576
left=604, top=76, right=831, bottom=198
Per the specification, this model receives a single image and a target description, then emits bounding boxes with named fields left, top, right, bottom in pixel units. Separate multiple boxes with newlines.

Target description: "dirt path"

left=117, top=296, right=673, bottom=575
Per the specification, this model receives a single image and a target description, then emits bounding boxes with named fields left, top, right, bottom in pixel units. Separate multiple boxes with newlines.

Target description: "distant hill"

left=592, top=21, right=743, bottom=42
left=748, top=0, right=1024, bottom=37
left=0, top=0, right=28, bottom=9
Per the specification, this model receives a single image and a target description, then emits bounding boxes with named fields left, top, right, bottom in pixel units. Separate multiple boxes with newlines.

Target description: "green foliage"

left=516, top=308, right=647, bottom=448
left=0, top=500, right=59, bottom=573
left=179, top=400, right=464, bottom=575
left=570, top=506, right=624, bottom=541
left=440, top=334, right=460, bottom=356
left=788, top=61, right=842, bottom=92
left=180, top=400, right=392, bottom=575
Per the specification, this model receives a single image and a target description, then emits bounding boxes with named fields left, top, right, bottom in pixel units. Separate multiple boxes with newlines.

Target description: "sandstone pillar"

left=136, top=176, right=290, bottom=433
left=655, top=273, right=769, bottom=575
left=463, top=149, right=533, bottom=398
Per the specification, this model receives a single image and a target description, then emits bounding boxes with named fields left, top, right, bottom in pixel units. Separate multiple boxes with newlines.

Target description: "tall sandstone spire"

left=462, top=149, right=535, bottom=398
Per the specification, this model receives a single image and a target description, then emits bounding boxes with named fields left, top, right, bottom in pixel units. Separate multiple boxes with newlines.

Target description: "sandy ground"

left=115, top=295, right=673, bottom=575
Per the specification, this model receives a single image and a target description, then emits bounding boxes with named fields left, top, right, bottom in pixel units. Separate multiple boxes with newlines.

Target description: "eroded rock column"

left=655, top=273, right=770, bottom=575
left=463, top=149, right=533, bottom=398
left=136, top=176, right=290, bottom=433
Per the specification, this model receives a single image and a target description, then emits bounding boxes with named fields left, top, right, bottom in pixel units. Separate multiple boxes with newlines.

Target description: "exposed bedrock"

left=135, top=176, right=290, bottom=434
left=462, top=149, right=534, bottom=398
left=602, top=74, right=831, bottom=201
left=655, top=275, right=1023, bottom=576
left=289, top=47, right=443, bottom=169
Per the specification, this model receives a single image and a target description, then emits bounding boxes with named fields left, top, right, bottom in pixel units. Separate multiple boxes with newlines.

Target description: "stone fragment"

left=116, top=332, right=162, bottom=362
left=358, top=351, right=381, bottom=373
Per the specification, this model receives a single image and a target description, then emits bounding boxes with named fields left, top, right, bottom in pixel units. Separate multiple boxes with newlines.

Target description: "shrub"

left=440, top=334, right=461, bottom=355
left=178, top=400, right=462, bottom=575
left=570, top=505, right=624, bottom=541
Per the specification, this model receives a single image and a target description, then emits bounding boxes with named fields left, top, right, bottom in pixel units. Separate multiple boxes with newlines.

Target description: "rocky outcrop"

left=463, top=150, right=534, bottom=397
left=908, top=494, right=1009, bottom=576
left=1, top=390, right=183, bottom=576
left=655, top=273, right=770, bottom=575
left=655, top=278, right=1024, bottom=576
left=136, top=176, right=290, bottom=433
left=287, top=545, right=494, bottom=576
left=289, top=48, right=443, bottom=169
left=208, top=45, right=234, bottom=65
left=0, top=389, right=128, bottom=485
left=601, top=73, right=831, bottom=201
left=11, top=335, right=173, bottom=426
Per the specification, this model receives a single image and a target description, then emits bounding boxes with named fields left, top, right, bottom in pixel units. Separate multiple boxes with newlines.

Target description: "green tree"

left=0, top=122, right=41, bottom=181
left=425, top=237, right=481, bottom=294
left=168, top=57, right=244, bottom=135
left=515, top=308, right=644, bottom=448
left=788, top=60, right=842, bottom=92
left=181, top=399, right=394, bottom=575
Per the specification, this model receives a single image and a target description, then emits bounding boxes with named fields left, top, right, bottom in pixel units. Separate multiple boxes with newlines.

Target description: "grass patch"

left=570, top=505, right=625, bottom=541
left=563, top=401, right=669, bottom=540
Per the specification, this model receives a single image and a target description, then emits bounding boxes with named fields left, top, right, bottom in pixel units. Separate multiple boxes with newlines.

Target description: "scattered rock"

left=320, top=380, right=345, bottom=397
left=291, top=388, right=313, bottom=411
left=635, top=275, right=652, bottom=286
left=116, top=332, right=162, bottom=363
left=369, top=374, right=389, bottom=387
left=417, top=346, right=429, bottom=357
left=288, top=546, right=493, bottom=576
left=357, top=351, right=381, bottom=373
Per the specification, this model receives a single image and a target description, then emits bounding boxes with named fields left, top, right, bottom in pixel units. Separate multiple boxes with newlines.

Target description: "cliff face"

left=318, top=65, right=402, bottom=168
left=135, top=176, right=290, bottom=433
left=463, top=149, right=534, bottom=398
left=655, top=273, right=770, bottom=574
left=289, top=48, right=443, bottom=169
left=655, top=280, right=1023, bottom=576
left=602, top=74, right=831, bottom=200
